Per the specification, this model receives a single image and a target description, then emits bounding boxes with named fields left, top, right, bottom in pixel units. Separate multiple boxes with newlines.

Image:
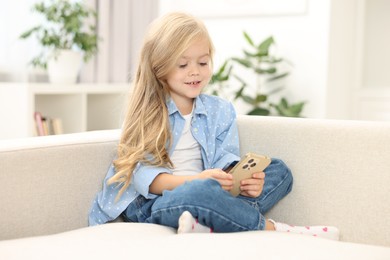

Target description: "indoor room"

left=0, top=0, right=389, bottom=259
left=1, top=0, right=390, bottom=139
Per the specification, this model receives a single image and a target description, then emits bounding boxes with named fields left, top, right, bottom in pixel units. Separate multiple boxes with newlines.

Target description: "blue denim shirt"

left=89, top=94, right=240, bottom=226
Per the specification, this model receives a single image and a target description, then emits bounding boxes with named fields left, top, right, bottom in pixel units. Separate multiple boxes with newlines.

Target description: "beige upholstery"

left=236, top=116, right=390, bottom=246
left=0, top=130, right=119, bottom=239
left=1, top=115, right=389, bottom=259
left=1, top=223, right=390, bottom=260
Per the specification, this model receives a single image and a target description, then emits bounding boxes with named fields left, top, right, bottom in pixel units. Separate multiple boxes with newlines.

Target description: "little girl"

left=89, top=12, right=339, bottom=240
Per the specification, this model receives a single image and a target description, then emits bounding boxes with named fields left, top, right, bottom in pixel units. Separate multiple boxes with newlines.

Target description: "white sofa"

left=1, top=115, right=390, bottom=259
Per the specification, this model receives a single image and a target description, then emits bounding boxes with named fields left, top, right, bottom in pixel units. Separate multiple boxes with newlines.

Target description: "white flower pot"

left=47, top=50, right=83, bottom=84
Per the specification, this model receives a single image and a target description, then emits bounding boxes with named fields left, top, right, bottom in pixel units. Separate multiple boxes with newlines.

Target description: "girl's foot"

left=177, top=211, right=212, bottom=234
left=269, top=219, right=339, bottom=240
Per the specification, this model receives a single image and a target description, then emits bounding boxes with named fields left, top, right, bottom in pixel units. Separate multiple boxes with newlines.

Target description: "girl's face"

left=165, top=37, right=212, bottom=111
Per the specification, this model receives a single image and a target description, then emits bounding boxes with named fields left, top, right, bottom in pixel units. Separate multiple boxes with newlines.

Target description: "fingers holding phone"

left=199, top=168, right=233, bottom=191
left=228, top=153, right=271, bottom=196
left=239, top=171, right=265, bottom=198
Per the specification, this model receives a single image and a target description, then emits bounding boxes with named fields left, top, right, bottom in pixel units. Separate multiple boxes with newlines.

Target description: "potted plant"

left=208, top=32, right=305, bottom=117
left=20, top=0, right=98, bottom=84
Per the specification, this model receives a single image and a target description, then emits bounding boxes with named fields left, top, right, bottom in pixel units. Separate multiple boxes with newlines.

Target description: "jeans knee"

left=271, top=158, right=293, bottom=192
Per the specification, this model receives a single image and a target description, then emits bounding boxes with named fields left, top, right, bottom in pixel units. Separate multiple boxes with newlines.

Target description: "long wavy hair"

left=108, top=12, right=215, bottom=199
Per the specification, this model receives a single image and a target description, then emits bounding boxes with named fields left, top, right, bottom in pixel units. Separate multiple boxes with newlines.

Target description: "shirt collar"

left=167, top=95, right=208, bottom=116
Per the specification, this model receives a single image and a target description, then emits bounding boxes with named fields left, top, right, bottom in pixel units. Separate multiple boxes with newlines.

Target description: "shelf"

left=0, top=83, right=129, bottom=139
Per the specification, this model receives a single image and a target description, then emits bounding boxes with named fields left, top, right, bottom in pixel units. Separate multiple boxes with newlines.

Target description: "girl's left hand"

left=239, top=172, right=265, bottom=198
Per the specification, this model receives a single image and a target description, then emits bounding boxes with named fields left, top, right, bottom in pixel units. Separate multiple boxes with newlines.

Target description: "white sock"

left=177, top=211, right=212, bottom=234
left=269, top=219, right=339, bottom=240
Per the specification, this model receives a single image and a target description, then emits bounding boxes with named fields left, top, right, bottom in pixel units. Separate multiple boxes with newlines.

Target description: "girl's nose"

left=189, top=65, right=200, bottom=76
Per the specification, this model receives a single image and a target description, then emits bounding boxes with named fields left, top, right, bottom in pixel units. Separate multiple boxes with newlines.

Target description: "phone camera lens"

left=248, top=159, right=254, bottom=163
left=251, top=163, right=256, bottom=167
left=243, top=164, right=248, bottom=169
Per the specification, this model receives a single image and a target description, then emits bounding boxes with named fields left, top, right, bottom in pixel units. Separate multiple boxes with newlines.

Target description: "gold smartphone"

left=228, top=153, right=271, bottom=196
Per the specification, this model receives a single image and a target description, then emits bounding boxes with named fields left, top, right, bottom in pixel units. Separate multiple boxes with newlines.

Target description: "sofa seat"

left=1, top=223, right=390, bottom=260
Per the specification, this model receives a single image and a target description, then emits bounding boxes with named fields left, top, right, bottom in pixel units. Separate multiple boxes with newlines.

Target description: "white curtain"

left=80, top=0, right=158, bottom=83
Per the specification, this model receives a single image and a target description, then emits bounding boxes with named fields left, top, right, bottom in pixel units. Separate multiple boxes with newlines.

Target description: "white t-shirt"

left=170, top=112, right=203, bottom=176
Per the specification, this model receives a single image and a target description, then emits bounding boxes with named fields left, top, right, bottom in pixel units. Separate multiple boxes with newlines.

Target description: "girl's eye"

left=200, top=62, right=208, bottom=66
left=179, top=64, right=187, bottom=68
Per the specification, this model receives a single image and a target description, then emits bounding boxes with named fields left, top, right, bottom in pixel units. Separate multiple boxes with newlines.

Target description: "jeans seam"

left=258, top=214, right=266, bottom=230
left=259, top=167, right=292, bottom=206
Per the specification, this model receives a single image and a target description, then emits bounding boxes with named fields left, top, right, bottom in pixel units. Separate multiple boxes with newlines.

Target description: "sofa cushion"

left=1, top=223, right=389, bottom=260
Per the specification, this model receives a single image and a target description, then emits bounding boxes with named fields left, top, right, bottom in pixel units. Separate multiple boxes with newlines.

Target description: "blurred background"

left=1, top=0, right=389, bottom=139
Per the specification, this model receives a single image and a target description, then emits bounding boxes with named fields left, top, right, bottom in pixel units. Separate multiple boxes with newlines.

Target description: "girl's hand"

left=239, top=172, right=265, bottom=198
left=199, top=169, right=234, bottom=191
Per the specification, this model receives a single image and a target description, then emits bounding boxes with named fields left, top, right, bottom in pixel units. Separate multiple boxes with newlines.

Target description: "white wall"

left=0, top=0, right=42, bottom=82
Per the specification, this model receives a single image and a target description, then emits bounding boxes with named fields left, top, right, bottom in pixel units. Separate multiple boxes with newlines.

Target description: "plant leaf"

left=232, top=57, right=252, bottom=68
left=255, top=94, right=267, bottom=103
left=241, top=95, right=255, bottom=105
left=234, top=86, right=245, bottom=100
left=271, top=98, right=306, bottom=117
left=267, top=72, right=289, bottom=82
left=255, top=67, right=277, bottom=74
left=259, top=57, right=283, bottom=63
left=248, top=107, right=270, bottom=116
left=290, top=102, right=306, bottom=115
left=281, top=98, right=289, bottom=108
left=258, top=36, right=274, bottom=55
left=243, top=49, right=259, bottom=58
left=19, top=26, right=41, bottom=39
left=243, top=31, right=255, bottom=47
left=266, top=86, right=284, bottom=95
left=233, top=74, right=247, bottom=85
left=216, top=60, right=228, bottom=75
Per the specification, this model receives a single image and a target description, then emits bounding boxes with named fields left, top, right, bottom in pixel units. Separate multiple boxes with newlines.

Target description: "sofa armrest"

left=0, top=130, right=120, bottom=240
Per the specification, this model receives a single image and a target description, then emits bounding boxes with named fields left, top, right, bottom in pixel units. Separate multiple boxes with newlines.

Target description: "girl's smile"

left=185, top=80, right=202, bottom=88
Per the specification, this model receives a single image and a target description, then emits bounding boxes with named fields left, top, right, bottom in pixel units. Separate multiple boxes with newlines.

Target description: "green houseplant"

left=20, top=0, right=98, bottom=83
left=209, top=32, right=305, bottom=117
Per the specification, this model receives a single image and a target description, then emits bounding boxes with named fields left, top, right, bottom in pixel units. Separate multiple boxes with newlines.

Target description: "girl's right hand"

left=199, top=169, right=234, bottom=191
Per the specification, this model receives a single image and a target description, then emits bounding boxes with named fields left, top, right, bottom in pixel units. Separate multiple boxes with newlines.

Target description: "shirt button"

left=193, top=128, right=198, bottom=132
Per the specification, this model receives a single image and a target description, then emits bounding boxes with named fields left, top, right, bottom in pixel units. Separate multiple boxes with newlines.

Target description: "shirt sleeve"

left=89, top=160, right=173, bottom=226
left=132, top=162, right=172, bottom=199
left=213, top=102, right=241, bottom=170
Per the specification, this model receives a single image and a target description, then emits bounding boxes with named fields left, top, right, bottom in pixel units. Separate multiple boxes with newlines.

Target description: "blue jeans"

left=123, top=158, right=293, bottom=232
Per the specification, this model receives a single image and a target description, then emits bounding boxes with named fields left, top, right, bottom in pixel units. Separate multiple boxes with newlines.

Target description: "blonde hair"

left=108, top=12, right=215, bottom=199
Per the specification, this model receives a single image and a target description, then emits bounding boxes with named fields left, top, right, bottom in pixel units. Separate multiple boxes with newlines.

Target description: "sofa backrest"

left=236, top=115, right=390, bottom=247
